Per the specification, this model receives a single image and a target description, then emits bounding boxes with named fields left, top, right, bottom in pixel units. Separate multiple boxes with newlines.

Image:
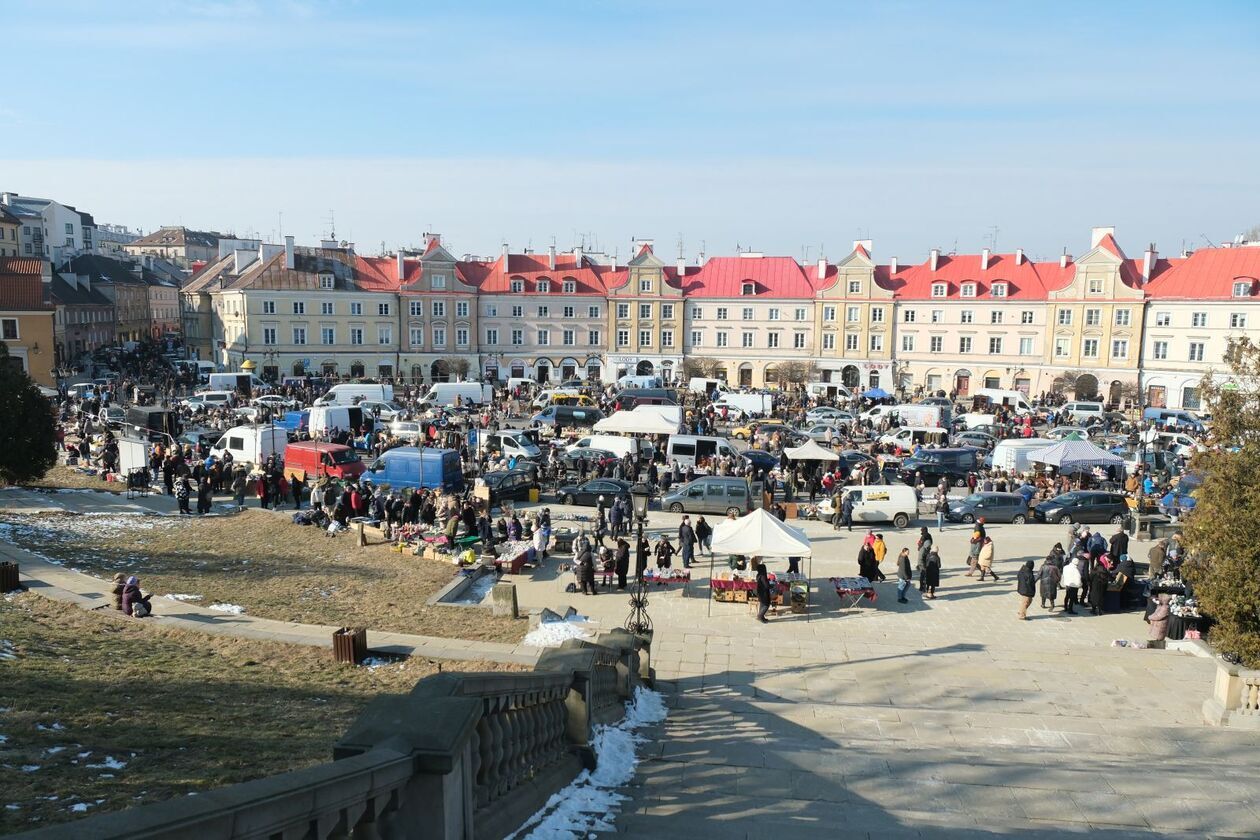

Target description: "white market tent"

left=1026, top=439, right=1124, bottom=472
left=783, top=439, right=840, bottom=462
left=592, top=410, right=678, bottom=435
left=711, top=508, right=813, bottom=556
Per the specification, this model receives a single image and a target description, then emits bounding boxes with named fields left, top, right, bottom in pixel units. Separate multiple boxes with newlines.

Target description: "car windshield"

left=328, top=449, right=360, bottom=464
left=962, top=494, right=985, bottom=504
left=1051, top=493, right=1080, bottom=505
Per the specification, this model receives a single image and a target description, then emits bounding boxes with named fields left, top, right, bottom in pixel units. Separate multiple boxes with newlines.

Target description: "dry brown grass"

left=0, top=509, right=525, bottom=643
left=18, top=465, right=125, bottom=494
left=0, top=593, right=523, bottom=834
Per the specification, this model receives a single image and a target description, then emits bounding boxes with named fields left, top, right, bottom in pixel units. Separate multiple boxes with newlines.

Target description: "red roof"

left=0, top=275, right=51, bottom=310
left=1144, top=246, right=1260, bottom=299
left=882, top=252, right=1073, bottom=301
left=0, top=257, right=45, bottom=276
left=682, top=256, right=822, bottom=299
left=353, top=256, right=411, bottom=291
left=1095, top=233, right=1126, bottom=259
left=461, top=253, right=618, bottom=295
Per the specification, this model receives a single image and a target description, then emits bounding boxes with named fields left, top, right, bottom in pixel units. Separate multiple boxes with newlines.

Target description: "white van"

left=190, top=390, right=235, bottom=410
left=617, top=374, right=660, bottom=390
left=531, top=388, right=582, bottom=410
left=1062, top=401, right=1105, bottom=423
left=688, top=377, right=730, bottom=396
left=841, top=484, right=919, bottom=529
left=878, top=426, right=949, bottom=449
left=479, top=430, right=543, bottom=461
left=973, top=388, right=1034, bottom=416
left=990, top=438, right=1052, bottom=474
left=206, top=371, right=267, bottom=394
left=308, top=404, right=375, bottom=437
left=807, top=381, right=852, bottom=401
left=665, top=435, right=741, bottom=469
left=210, top=424, right=288, bottom=467
left=316, top=382, right=395, bottom=406
left=506, top=377, right=535, bottom=392
left=566, top=434, right=654, bottom=460
left=421, top=381, right=492, bottom=407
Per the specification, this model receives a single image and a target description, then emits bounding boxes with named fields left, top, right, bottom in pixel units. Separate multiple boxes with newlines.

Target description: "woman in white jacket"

left=1061, top=556, right=1084, bottom=615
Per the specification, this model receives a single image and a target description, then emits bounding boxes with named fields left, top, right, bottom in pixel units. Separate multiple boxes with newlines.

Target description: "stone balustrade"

left=1203, top=659, right=1260, bottom=729
left=11, top=632, right=653, bottom=840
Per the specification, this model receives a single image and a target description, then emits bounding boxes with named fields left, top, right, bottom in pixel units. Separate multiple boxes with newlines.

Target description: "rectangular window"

left=321, top=301, right=334, bottom=316
left=292, top=301, right=305, bottom=315
left=538, top=305, right=550, bottom=317
left=718, top=307, right=730, bottom=320
left=901, top=335, right=915, bottom=352
left=536, top=280, right=550, bottom=293
left=588, top=329, right=600, bottom=345
left=351, top=302, right=363, bottom=316
left=262, top=327, right=276, bottom=345
left=823, top=305, right=837, bottom=321
left=990, top=311, right=1003, bottom=324
left=378, top=326, right=392, bottom=345
left=960, top=310, right=974, bottom=324
left=988, top=336, right=1003, bottom=354
left=640, top=329, right=652, bottom=347
left=1019, top=337, right=1034, bottom=355
left=742, top=331, right=754, bottom=348
left=716, top=332, right=729, bottom=348
left=639, top=303, right=651, bottom=319
left=511, top=305, right=523, bottom=318
left=822, top=333, right=835, bottom=350
left=662, top=303, right=675, bottom=320
left=691, top=330, right=701, bottom=347
left=456, top=328, right=469, bottom=346
left=433, top=328, right=445, bottom=347
left=1114, top=308, right=1131, bottom=327
left=431, top=273, right=446, bottom=289
left=1112, top=339, right=1128, bottom=359
left=1021, top=310, right=1034, bottom=325
left=485, top=328, right=498, bottom=345
left=484, top=304, right=498, bottom=317
left=537, top=330, right=550, bottom=346
left=795, top=307, right=807, bottom=321
left=742, top=307, right=754, bottom=320
left=512, top=329, right=523, bottom=346
left=1155, top=312, right=1170, bottom=327
left=662, top=330, right=674, bottom=348
left=616, top=329, right=629, bottom=347
left=1085, top=308, right=1101, bottom=327
left=961, top=284, right=976, bottom=298
left=767, top=332, right=780, bottom=349
left=768, top=307, right=780, bottom=321
left=510, top=279, right=523, bottom=293
left=262, top=300, right=276, bottom=315
left=869, top=334, right=883, bottom=352
left=793, top=332, right=806, bottom=349
left=991, top=283, right=1007, bottom=298
left=350, top=328, right=364, bottom=345
left=1057, top=309, right=1073, bottom=326
left=563, top=329, right=575, bottom=346
left=848, top=280, right=861, bottom=294
left=846, top=306, right=860, bottom=322
left=690, top=305, right=703, bottom=320
left=929, top=336, right=943, bottom=353
left=1082, top=338, right=1099, bottom=358
left=408, top=327, right=424, bottom=346
left=931, top=310, right=943, bottom=324
left=1231, top=312, right=1247, bottom=329
left=845, top=333, right=859, bottom=351
left=65, top=222, right=74, bottom=234
left=902, top=309, right=916, bottom=323
left=562, top=280, right=576, bottom=294
left=1192, top=312, right=1207, bottom=328
left=959, top=336, right=972, bottom=353
left=871, top=307, right=885, bottom=323
left=456, top=301, right=469, bottom=318
left=378, top=303, right=391, bottom=317
left=616, top=303, right=629, bottom=319
left=589, top=305, right=600, bottom=318
left=321, top=327, right=335, bottom=345
left=319, top=276, right=334, bottom=290
left=292, top=327, right=306, bottom=345
left=1188, top=342, right=1204, bottom=362
left=563, top=306, right=575, bottom=318
left=432, top=301, right=445, bottom=317
left=639, top=279, right=652, bottom=293
left=1055, top=337, right=1069, bottom=357
left=1152, top=340, right=1168, bottom=360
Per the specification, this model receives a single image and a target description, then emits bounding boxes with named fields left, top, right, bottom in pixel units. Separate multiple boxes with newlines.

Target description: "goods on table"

left=829, top=575, right=879, bottom=608
left=710, top=569, right=791, bottom=603
left=1169, top=594, right=1200, bottom=618
left=642, top=568, right=690, bottom=585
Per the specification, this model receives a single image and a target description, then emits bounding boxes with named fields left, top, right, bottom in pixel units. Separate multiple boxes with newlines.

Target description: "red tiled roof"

left=1095, top=233, right=1126, bottom=259
left=0, top=275, right=51, bottom=310
left=682, top=256, right=822, bottom=299
left=453, top=253, right=617, bottom=295
left=353, top=256, right=409, bottom=291
left=1144, top=246, right=1260, bottom=299
left=881, top=252, right=1073, bottom=301
left=0, top=257, right=45, bottom=276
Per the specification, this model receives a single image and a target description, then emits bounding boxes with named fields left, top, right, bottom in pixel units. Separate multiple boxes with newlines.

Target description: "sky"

left=3, top=0, right=1259, bottom=263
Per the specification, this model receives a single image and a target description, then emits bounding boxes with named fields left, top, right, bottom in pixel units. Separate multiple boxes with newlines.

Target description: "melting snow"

left=451, top=573, right=499, bottom=605
left=87, top=756, right=126, bottom=770
left=163, top=594, right=202, bottom=602
left=35, top=722, right=65, bottom=732
left=523, top=615, right=597, bottom=648
left=208, top=603, right=245, bottom=615
left=69, top=802, right=93, bottom=813
left=0, top=640, right=15, bottom=660
left=20, top=765, right=40, bottom=773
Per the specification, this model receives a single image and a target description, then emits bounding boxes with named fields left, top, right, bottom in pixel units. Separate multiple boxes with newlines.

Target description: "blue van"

left=1142, top=408, right=1205, bottom=432
left=276, top=410, right=310, bottom=433
left=362, top=447, right=464, bottom=492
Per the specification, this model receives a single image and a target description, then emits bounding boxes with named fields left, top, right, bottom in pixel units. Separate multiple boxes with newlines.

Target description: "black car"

left=480, top=469, right=539, bottom=504
left=947, top=492, right=1030, bottom=524
left=557, top=478, right=632, bottom=507
left=742, top=449, right=779, bottom=474
left=836, top=449, right=875, bottom=472
left=559, top=448, right=619, bottom=473
left=897, top=448, right=979, bottom=487
left=1033, top=491, right=1131, bottom=526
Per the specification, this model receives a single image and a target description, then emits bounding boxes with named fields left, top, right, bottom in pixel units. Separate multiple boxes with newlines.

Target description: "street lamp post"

left=624, top=482, right=653, bottom=636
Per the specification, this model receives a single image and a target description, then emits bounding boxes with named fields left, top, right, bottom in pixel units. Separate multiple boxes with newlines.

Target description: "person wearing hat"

left=121, top=576, right=152, bottom=618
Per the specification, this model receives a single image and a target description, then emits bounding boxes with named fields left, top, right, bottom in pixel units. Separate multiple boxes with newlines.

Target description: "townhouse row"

left=180, top=227, right=1260, bottom=410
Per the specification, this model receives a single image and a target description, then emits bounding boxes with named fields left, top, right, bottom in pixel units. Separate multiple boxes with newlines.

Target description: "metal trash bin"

left=0, top=561, right=19, bottom=593
left=332, top=627, right=367, bottom=664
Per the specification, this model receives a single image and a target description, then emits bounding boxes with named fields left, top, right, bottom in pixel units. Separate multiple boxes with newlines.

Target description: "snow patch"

left=523, top=615, right=597, bottom=648
left=35, top=722, right=65, bottom=731
left=510, top=686, right=667, bottom=839
left=87, top=756, right=126, bottom=770
left=0, top=640, right=15, bottom=660
left=69, top=802, right=93, bottom=813
left=359, top=656, right=406, bottom=671
left=162, top=594, right=203, bottom=602
left=208, top=603, right=245, bottom=615
left=451, top=573, right=499, bottom=605
left=20, top=765, right=40, bottom=773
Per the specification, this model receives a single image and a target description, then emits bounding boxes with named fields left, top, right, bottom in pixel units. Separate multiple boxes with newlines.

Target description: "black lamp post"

left=624, top=482, right=653, bottom=635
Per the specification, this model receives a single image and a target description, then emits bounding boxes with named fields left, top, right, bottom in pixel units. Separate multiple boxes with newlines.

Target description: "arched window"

left=1233, top=281, right=1253, bottom=297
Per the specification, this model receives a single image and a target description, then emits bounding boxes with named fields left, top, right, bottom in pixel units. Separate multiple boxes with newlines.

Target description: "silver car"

left=662, top=476, right=753, bottom=516
left=804, top=423, right=847, bottom=445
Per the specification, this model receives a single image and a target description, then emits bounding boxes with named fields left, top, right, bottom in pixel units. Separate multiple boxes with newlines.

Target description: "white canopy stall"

left=783, top=439, right=840, bottom=462
left=708, top=508, right=814, bottom=618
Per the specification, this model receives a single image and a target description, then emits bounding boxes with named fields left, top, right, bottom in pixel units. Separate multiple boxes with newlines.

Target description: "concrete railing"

left=12, top=630, right=651, bottom=840
left=1203, top=659, right=1260, bottom=730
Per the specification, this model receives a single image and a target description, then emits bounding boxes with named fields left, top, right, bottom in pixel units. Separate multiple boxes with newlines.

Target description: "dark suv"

left=947, top=492, right=1030, bottom=524
left=898, top=448, right=979, bottom=487
left=1033, top=491, right=1131, bottom=526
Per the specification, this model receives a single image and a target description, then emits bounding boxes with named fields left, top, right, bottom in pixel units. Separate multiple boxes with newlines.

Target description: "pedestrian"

left=577, top=541, right=597, bottom=595
left=635, top=533, right=650, bottom=579
left=1088, top=563, right=1109, bottom=615
left=614, top=538, right=630, bottom=590
left=1146, top=594, right=1171, bottom=649
left=976, top=537, right=998, bottom=581
left=754, top=560, right=772, bottom=624
left=654, top=536, right=675, bottom=570
left=678, top=516, right=696, bottom=569
left=175, top=475, right=191, bottom=514
left=935, top=492, right=948, bottom=532
left=896, top=547, right=913, bottom=603
left=841, top=492, right=854, bottom=532
left=923, top=547, right=941, bottom=599
left=1061, top=555, right=1083, bottom=614
left=1016, top=560, right=1036, bottom=620
left=1038, top=553, right=1061, bottom=610
left=695, top=515, right=713, bottom=557
left=916, top=527, right=932, bottom=591
left=871, top=533, right=888, bottom=581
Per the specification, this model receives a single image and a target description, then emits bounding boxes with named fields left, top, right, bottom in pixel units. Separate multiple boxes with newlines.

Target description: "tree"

left=679, top=357, right=725, bottom=381
left=775, top=360, right=817, bottom=386
left=440, top=356, right=471, bottom=380
left=1181, top=337, right=1260, bottom=667
left=0, top=344, right=58, bottom=485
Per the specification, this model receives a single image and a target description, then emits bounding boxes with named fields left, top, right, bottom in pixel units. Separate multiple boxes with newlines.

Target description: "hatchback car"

left=558, top=448, right=619, bottom=473
left=804, top=423, right=847, bottom=444
left=741, top=449, right=779, bottom=474
left=480, top=469, right=539, bottom=505
left=253, top=394, right=298, bottom=410
left=1033, top=491, right=1131, bottom=526
left=557, top=478, right=632, bottom=507
left=954, top=431, right=997, bottom=451
left=947, top=492, right=1030, bottom=524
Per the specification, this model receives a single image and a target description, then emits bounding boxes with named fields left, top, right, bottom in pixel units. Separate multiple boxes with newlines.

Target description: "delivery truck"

left=713, top=393, right=773, bottom=418
left=362, top=447, right=464, bottom=492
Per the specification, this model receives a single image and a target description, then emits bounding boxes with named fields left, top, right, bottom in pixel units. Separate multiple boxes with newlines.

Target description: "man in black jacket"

left=1016, top=560, right=1036, bottom=620
left=1109, top=527, right=1129, bottom=563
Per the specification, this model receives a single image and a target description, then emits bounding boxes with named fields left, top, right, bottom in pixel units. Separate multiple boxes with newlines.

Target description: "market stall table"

left=829, top=576, right=878, bottom=610
left=642, top=568, right=692, bottom=596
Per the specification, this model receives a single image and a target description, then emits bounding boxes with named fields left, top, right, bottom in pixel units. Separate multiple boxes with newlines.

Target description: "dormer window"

left=431, top=273, right=447, bottom=289
left=741, top=282, right=756, bottom=296
left=318, top=273, right=334, bottom=290
left=510, top=278, right=524, bottom=293
left=960, top=282, right=976, bottom=298
left=931, top=283, right=947, bottom=298
left=1087, top=278, right=1104, bottom=294
left=562, top=279, right=576, bottom=294
left=1233, top=281, right=1252, bottom=297
left=537, top=279, right=550, bottom=293
left=639, top=279, right=652, bottom=293
left=991, top=282, right=1007, bottom=298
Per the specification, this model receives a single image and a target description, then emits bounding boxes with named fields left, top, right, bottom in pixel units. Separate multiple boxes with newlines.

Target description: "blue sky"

left=3, top=0, right=1259, bottom=262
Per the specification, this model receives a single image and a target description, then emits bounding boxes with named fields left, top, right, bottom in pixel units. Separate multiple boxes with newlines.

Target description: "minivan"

left=665, top=435, right=741, bottom=469
left=946, top=492, right=1030, bottom=525
left=877, top=426, right=949, bottom=450
left=662, top=476, right=754, bottom=516
left=897, top=448, right=979, bottom=487
left=531, top=388, right=582, bottom=409
left=211, top=424, right=289, bottom=467
left=480, top=430, right=543, bottom=461
left=532, top=405, right=605, bottom=428
left=308, top=404, right=374, bottom=437
left=315, top=382, right=395, bottom=406
left=283, top=441, right=365, bottom=482
left=612, top=388, right=677, bottom=411
left=1061, top=401, right=1105, bottom=424
left=840, top=484, right=919, bottom=528
left=1142, top=408, right=1205, bottom=432
left=566, top=434, right=654, bottom=460
left=421, top=381, right=493, bottom=408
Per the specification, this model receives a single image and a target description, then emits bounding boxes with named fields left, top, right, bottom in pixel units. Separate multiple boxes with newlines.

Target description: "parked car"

left=897, top=448, right=979, bottom=487
left=804, top=407, right=854, bottom=425
left=803, top=424, right=847, bottom=444
left=947, top=492, right=1030, bottom=524
left=177, top=429, right=216, bottom=458
left=1032, top=491, right=1131, bottom=525
left=1045, top=426, right=1092, bottom=441
left=358, top=400, right=404, bottom=421
left=480, top=469, right=539, bottom=504
left=253, top=394, right=298, bottom=410
left=732, top=421, right=805, bottom=445
left=953, top=431, right=997, bottom=451
left=558, top=448, right=619, bottom=473
left=835, top=449, right=876, bottom=472
left=556, top=478, right=632, bottom=506
left=98, top=406, right=125, bottom=429
left=662, top=476, right=753, bottom=516
left=741, top=449, right=779, bottom=474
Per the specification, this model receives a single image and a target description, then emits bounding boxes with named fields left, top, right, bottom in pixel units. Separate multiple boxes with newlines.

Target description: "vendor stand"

left=642, top=567, right=692, bottom=596
left=829, top=576, right=879, bottom=610
left=709, top=509, right=813, bottom=618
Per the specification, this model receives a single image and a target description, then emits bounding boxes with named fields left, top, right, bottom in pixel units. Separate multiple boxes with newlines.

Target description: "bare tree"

left=680, top=357, right=725, bottom=380
left=776, top=360, right=817, bottom=386
left=438, top=356, right=471, bottom=381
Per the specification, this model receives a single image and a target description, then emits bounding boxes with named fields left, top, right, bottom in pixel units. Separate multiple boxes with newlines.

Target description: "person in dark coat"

left=754, top=561, right=772, bottom=623
left=110, top=572, right=127, bottom=611
left=121, top=576, right=152, bottom=618
left=654, top=537, right=675, bottom=570
left=856, top=543, right=877, bottom=580
left=916, top=528, right=933, bottom=592
left=695, top=516, right=713, bottom=557
left=635, top=534, right=650, bottom=579
left=1016, top=560, right=1036, bottom=620
left=922, top=548, right=941, bottom=599
left=896, top=548, right=913, bottom=603
left=1109, top=527, right=1129, bottom=563
left=614, top=538, right=630, bottom=590
left=1088, top=563, right=1110, bottom=615
left=1038, top=555, right=1062, bottom=610
left=577, top=544, right=597, bottom=595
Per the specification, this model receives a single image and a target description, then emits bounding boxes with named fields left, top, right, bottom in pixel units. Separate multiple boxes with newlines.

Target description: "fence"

left=1202, top=658, right=1260, bottom=730
left=12, top=629, right=651, bottom=840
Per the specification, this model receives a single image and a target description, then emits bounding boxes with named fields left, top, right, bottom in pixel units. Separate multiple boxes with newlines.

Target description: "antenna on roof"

left=950, top=239, right=958, bottom=256
left=1200, top=233, right=1216, bottom=248
left=986, top=225, right=999, bottom=251
left=802, top=245, right=811, bottom=263
left=677, top=232, right=684, bottom=260
left=324, top=210, right=336, bottom=240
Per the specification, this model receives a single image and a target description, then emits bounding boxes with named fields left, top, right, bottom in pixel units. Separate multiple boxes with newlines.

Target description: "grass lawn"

left=18, top=465, right=125, bottom=494
left=0, top=509, right=525, bottom=644
left=0, top=593, right=524, bottom=834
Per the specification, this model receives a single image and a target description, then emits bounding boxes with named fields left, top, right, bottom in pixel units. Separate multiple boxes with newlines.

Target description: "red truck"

left=283, top=441, right=365, bottom=482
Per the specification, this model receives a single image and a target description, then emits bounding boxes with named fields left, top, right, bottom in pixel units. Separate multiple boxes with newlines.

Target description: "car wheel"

left=893, top=513, right=910, bottom=528
left=1109, top=513, right=1126, bottom=525
left=1011, top=514, right=1027, bottom=525
left=564, top=494, right=575, bottom=505
left=735, top=432, right=747, bottom=440
left=961, top=513, right=974, bottom=524
left=669, top=503, right=685, bottom=513
left=1057, top=514, right=1073, bottom=525
left=726, top=506, right=742, bottom=517
left=953, top=477, right=966, bottom=487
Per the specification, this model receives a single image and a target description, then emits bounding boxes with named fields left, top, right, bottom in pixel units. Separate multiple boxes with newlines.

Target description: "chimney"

left=678, top=256, right=687, bottom=277
left=981, top=248, right=991, bottom=271
left=1090, top=226, right=1115, bottom=249
left=396, top=250, right=405, bottom=281
left=1060, top=252, right=1071, bottom=269
left=500, top=242, right=509, bottom=269
left=817, top=257, right=827, bottom=280
left=573, top=245, right=583, bottom=265
left=929, top=248, right=940, bottom=271
left=0, top=192, right=12, bottom=206
left=1142, top=244, right=1157, bottom=282
left=889, top=256, right=898, bottom=274
left=284, top=235, right=295, bottom=270
left=548, top=244, right=556, bottom=271
left=233, top=249, right=256, bottom=274
left=1015, top=248, right=1024, bottom=265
